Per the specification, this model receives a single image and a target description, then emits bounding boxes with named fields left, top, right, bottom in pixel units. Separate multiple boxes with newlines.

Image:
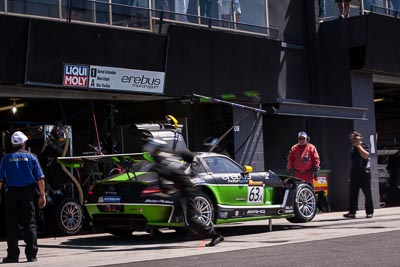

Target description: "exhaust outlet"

left=278, top=209, right=285, bottom=215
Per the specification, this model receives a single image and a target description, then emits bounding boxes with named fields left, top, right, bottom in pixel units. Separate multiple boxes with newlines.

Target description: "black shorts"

left=335, top=0, right=351, bottom=2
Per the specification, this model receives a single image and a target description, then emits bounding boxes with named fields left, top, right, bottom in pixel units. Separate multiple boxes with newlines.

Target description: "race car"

left=79, top=152, right=317, bottom=236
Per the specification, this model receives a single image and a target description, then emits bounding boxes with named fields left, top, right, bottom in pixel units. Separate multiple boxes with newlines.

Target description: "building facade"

left=1, top=0, right=400, bottom=215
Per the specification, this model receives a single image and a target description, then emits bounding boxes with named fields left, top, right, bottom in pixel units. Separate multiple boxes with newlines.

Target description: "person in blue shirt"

left=0, top=131, right=46, bottom=263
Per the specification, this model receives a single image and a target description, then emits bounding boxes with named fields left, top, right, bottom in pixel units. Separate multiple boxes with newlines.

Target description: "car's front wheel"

left=287, top=184, right=317, bottom=223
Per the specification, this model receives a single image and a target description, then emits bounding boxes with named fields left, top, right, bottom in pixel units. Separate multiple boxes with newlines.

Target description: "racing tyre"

left=287, top=184, right=317, bottom=223
left=193, top=192, right=215, bottom=226
left=55, top=198, right=83, bottom=235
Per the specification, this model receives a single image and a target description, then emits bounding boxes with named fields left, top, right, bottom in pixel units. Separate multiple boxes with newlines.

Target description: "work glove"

left=287, top=168, right=294, bottom=176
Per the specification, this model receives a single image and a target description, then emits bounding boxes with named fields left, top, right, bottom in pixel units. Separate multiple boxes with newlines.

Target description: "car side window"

left=204, top=156, right=243, bottom=174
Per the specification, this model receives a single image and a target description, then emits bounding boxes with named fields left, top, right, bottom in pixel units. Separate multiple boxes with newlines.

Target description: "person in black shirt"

left=343, top=131, right=374, bottom=219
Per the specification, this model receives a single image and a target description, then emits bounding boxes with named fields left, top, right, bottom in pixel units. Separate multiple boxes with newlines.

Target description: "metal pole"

left=67, top=0, right=72, bottom=22
left=197, top=0, right=201, bottom=24
left=158, top=10, right=164, bottom=33
left=58, top=0, right=62, bottom=20
left=108, top=0, right=112, bottom=25
left=192, top=94, right=267, bottom=114
left=360, top=0, right=365, bottom=15
left=265, top=0, right=269, bottom=28
left=148, top=0, right=153, bottom=32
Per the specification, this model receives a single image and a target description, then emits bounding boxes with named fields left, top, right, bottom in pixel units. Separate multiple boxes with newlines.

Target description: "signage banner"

left=63, top=64, right=165, bottom=94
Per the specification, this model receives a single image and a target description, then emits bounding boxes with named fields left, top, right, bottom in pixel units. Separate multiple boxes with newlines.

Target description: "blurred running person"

left=143, top=139, right=224, bottom=246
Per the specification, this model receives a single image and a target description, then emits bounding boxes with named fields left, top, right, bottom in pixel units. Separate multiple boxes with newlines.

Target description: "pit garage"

left=0, top=86, right=239, bottom=237
left=374, top=75, right=400, bottom=207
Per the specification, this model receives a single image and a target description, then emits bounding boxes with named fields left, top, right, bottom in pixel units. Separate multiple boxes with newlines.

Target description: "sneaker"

left=206, top=234, right=224, bottom=247
left=2, top=257, right=19, bottom=263
left=366, top=214, right=373, bottom=219
left=343, top=213, right=356, bottom=219
left=338, top=14, right=344, bottom=19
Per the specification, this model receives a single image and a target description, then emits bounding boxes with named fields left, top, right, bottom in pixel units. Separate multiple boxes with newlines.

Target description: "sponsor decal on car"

left=219, top=212, right=229, bottom=219
left=192, top=178, right=206, bottom=184
left=103, top=196, right=121, bottom=203
left=248, top=180, right=264, bottom=204
left=246, top=209, right=266, bottom=215
left=221, top=174, right=250, bottom=183
left=144, top=199, right=174, bottom=204
left=285, top=205, right=294, bottom=213
left=248, top=180, right=263, bottom=186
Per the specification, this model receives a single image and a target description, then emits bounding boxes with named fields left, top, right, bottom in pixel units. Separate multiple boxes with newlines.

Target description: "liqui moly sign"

left=62, top=63, right=165, bottom=94
left=63, top=65, right=89, bottom=87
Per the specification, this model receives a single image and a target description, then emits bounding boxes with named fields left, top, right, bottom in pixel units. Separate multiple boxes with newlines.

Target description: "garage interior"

left=373, top=75, right=400, bottom=207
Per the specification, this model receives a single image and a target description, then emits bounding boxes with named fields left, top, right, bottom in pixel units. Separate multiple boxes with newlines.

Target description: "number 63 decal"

left=247, top=185, right=264, bottom=204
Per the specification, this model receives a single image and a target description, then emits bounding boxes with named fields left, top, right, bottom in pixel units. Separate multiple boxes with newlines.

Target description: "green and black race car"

left=81, top=152, right=317, bottom=236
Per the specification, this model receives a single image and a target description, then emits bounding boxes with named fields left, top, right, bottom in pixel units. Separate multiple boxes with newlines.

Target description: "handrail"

left=1, top=0, right=279, bottom=40
left=369, top=4, right=399, bottom=17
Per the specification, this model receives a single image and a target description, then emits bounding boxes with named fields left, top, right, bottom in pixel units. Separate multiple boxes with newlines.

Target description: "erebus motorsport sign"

left=63, top=64, right=165, bottom=94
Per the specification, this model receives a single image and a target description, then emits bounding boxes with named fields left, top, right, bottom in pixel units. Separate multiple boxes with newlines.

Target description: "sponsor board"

left=63, top=65, right=89, bottom=87
left=63, top=64, right=165, bottom=94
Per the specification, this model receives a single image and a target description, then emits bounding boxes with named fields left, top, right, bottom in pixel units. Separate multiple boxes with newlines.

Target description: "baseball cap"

left=11, top=131, right=28, bottom=145
left=298, top=131, right=308, bottom=138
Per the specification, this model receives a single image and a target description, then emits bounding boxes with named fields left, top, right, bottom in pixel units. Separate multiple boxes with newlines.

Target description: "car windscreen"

left=202, top=156, right=243, bottom=174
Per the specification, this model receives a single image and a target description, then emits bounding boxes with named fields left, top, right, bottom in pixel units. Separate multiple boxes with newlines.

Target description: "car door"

left=202, top=156, right=251, bottom=205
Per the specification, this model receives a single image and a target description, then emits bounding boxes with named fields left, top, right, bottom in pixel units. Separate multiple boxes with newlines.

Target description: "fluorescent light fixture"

left=0, top=100, right=26, bottom=112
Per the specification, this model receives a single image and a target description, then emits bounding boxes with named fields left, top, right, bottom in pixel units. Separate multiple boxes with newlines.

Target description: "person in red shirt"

left=287, top=132, right=320, bottom=185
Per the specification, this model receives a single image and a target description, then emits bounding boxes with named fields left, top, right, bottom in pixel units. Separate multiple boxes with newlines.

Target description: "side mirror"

left=243, top=165, right=253, bottom=173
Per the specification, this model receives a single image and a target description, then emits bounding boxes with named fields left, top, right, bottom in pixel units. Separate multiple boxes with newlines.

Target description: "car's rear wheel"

left=193, top=192, right=215, bottom=226
left=55, top=198, right=83, bottom=235
left=287, top=184, right=317, bottom=223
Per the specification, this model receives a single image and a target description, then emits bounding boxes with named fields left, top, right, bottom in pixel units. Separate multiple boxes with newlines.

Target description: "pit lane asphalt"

left=1, top=207, right=400, bottom=267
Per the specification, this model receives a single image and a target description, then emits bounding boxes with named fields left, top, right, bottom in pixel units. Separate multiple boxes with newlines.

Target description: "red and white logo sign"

left=63, top=64, right=89, bottom=87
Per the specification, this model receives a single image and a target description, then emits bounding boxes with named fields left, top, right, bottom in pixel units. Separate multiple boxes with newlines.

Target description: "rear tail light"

left=87, top=184, right=95, bottom=196
left=141, top=188, right=162, bottom=195
left=141, top=184, right=162, bottom=195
